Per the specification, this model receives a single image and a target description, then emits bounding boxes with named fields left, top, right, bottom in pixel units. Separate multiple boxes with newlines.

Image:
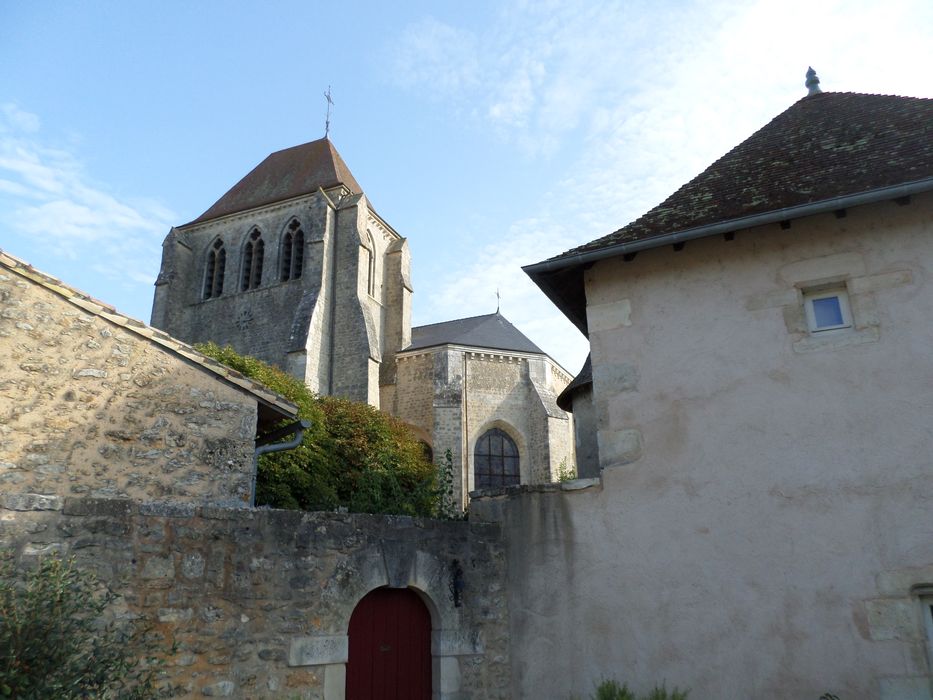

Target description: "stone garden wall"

left=0, top=495, right=510, bottom=699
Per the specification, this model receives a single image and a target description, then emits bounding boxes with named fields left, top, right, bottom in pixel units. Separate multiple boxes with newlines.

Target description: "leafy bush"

left=591, top=679, right=689, bottom=700
left=197, top=342, right=438, bottom=516
left=0, top=555, right=163, bottom=699
left=556, top=457, right=577, bottom=482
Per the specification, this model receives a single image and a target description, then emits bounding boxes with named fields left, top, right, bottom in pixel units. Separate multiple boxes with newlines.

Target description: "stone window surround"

left=915, top=586, right=933, bottom=674
left=474, top=427, right=521, bottom=489
left=194, top=227, right=316, bottom=306
left=202, top=238, right=226, bottom=300
left=363, top=229, right=377, bottom=299
left=239, top=227, right=265, bottom=292
left=279, top=218, right=305, bottom=282
left=286, top=544, right=483, bottom=700
left=745, top=251, right=913, bottom=354
left=468, top=419, right=526, bottom=493
left=802, top=285, right=853, bottom=333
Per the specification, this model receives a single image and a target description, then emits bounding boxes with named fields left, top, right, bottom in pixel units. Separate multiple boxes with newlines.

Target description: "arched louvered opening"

left=203, top=239, right=226, bottom=299
left=281, top=219, right=305, bottom=281
left=241, top=229, right=264, bottom=291
left=365, top=230, right=376, bottom=296
left=474, top=428, right=520, bottom=489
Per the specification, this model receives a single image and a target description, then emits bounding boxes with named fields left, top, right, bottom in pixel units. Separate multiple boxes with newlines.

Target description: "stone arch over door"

left=286, top=543, right=483, bottom=700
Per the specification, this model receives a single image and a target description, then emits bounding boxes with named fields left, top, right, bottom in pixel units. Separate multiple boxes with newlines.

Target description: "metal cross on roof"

left=324, top=86, right=334, bottom=138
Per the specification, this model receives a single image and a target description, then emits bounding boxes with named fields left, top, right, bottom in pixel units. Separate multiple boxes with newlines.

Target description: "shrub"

left=0, top=555, right=163, bottom=699
left=556, top=457, right=577, bottom=482
left=591, top=680, right=689, bottom=700
left=197, top=342, right=438, bottom=516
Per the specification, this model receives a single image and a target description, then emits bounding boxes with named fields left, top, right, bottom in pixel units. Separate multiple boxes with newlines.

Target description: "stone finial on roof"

left=806, top=67, right=822, bottom=96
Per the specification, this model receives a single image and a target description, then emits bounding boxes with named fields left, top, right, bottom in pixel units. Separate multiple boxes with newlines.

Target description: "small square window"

left=803, top=288, right=852, bottom=332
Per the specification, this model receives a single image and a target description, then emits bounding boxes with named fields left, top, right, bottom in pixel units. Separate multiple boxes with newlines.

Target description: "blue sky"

left=1, top=0, right=931, bottom=373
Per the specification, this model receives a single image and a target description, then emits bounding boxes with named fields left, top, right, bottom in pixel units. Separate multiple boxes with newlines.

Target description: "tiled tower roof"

left=187, top=138, right=362, bottom=225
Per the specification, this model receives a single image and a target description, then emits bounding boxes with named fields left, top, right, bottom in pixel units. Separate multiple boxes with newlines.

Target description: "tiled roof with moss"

left=186, top=138, right=363, bottom=226
left=553, top=91, right=933, bottom=261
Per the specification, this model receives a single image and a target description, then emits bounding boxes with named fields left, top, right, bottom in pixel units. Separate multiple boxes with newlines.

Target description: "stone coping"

left=0, top=494, right=499, bottom=533
left=469, top=476, right=602, bottom=501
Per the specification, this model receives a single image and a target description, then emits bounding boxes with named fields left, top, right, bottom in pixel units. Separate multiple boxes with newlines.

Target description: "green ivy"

left=197, top=343, right=438, bottom=516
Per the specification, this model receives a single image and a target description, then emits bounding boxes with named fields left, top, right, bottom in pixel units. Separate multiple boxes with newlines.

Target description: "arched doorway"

left=346, top=587, right=431, bottom=699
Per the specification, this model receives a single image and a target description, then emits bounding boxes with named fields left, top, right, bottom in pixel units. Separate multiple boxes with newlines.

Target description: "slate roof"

left=405, top=312, right=544, bottom=354
left=186, top=138, right=363, bottom=226
left=556, top=354, right=592, bottom=412
left=525, top=90, right=933, bottom=333
left=0, top=249, right=298, bottom=427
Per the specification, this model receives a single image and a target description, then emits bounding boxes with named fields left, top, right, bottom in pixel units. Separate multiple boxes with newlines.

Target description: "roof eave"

left=524, top=177, right=933, bottom=335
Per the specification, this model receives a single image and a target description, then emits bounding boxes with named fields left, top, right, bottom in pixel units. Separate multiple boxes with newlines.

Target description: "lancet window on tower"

left=203, top=238, right=226, bottom=299
left=280, top=219, right=305, bottom=282
left=364, top=230, right=376, bottom=297
left=240, top=229, right=264, bottom=291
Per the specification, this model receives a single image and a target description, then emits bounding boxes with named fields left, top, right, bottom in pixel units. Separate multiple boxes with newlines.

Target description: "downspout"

left=251, top=419, right=311, bottom=506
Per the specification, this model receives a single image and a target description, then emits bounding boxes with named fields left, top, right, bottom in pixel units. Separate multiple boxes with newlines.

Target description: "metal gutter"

left=523, top=177, right=933, bottom=276
left=251, top=419, right=311, bottom=506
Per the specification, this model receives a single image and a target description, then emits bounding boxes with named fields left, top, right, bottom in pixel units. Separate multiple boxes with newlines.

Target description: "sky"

left=1, top=0, right=931, bottom=374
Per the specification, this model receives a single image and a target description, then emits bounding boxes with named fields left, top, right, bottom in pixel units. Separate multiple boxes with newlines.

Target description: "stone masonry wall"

left=0, top=496, right=511, bottom=699
left=0, top=271, right=258, bottom=505
left=151, top=194, right=332, bottom=378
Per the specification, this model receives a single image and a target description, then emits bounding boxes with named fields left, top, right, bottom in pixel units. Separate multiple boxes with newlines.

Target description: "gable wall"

left=473, top=192, right=933, bottom=699
left=388, top=347, right=574, bottom=506
left=0, top=269, right=259, bottom=504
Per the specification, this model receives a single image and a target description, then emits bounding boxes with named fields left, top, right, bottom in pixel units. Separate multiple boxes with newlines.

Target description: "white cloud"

left=0, top=103, right=174, bottom=318
left=0, top=103, right=40, bottom=134
left=395, top=0, right=933, bottom=375
left=424, top=216, right=590, bottom=371
left=391, top=18, right=481, bottom=94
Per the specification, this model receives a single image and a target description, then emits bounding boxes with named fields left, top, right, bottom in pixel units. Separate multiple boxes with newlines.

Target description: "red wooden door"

left=346, top=587, right=432, bottom=700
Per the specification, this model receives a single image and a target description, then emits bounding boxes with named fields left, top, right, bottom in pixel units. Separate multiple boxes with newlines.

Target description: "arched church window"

left=474, top=428, right=520, bottom=489
left=203, top=238, right=226, bottom=299
left=240, top=228, right=264, bottom=291
left=280, top=219, right=304, bottom=282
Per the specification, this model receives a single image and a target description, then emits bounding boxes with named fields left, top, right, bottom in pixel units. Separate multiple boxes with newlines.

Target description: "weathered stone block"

left=158, top=607, right=193, bottom=623
left=181, top=552, right=205, bottom=578
left=288, top=635, right=349, bottom=666
left=139, top=501, right=198, bottom=518
left=141, top=555, right=175, bottom=580
left=2, top=493, right=63, bottom=511
left=323, top=663, right=346, bottom=699
left=865, top=598, right=919, bottom=641
left=599, top=428, right=643, bottom=466
left=200, top=680, right=235, bottom=696
left=63, top=497, right=135, bottom=517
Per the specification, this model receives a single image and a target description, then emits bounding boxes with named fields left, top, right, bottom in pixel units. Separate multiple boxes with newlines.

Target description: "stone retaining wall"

left=0, top=496, right=510, bottom=699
